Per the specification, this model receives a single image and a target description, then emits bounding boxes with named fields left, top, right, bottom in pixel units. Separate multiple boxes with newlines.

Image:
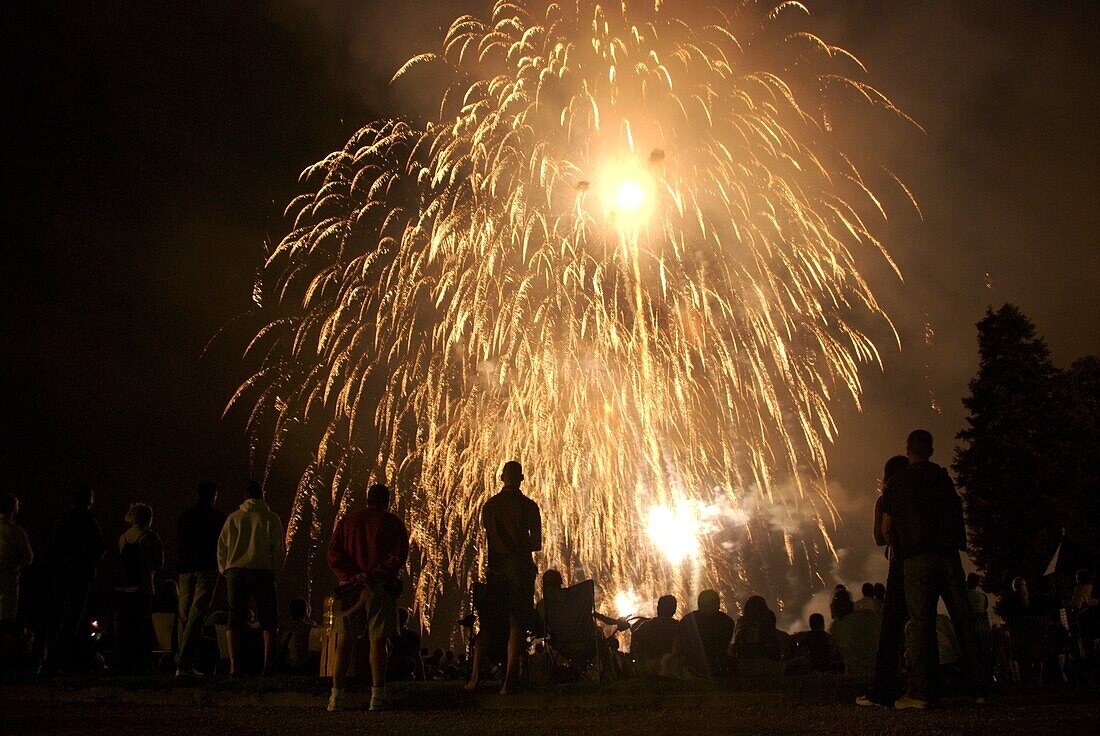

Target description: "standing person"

left=967, top=573, right=991, bottom=657
left=0, top=494, right=33, bottom=634
left=175, top=481, right=226, bottom=677
left=880, top=430, right=987, bottom=709
left=326, top=483, right=410, bottom=712
left=217, top=481, right=284, bottom=676
left=1070, top=569, right=1099, bottom=660
left=467, top=460, right=541, bottom=694
left=113, top=503, right=164, bottom=673
left=857, top=455, right=909, bottom=707
left=40, top=485, right=105, bottom=675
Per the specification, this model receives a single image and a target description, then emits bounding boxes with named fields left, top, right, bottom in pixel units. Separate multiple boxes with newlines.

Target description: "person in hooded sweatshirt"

left=217, top=481, right=284, bottom=676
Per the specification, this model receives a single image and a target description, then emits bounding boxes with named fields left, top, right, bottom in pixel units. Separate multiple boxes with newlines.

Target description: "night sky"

left=5, top=1, right=1099, bottom=623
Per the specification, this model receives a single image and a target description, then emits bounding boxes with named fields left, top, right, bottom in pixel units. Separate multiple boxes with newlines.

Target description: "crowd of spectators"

left=0, top=431, right=1097, bottom=713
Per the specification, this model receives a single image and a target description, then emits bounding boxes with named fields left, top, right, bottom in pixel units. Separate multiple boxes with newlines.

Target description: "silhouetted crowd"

left=1, top=430, right=1097, bottom=712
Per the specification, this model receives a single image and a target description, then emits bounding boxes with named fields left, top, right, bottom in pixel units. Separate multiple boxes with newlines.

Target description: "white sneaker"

left=894, top=695, right=929, bottom=710
left=855, top=695, right=887, bottom=708
left=327, top=692, right=344, bottom=712
left=369, top=693, right=392, bottom=711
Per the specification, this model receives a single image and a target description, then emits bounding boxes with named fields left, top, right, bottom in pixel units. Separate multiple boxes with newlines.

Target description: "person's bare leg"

left=226, top=629, right=241, bottom=676
left=465, top=637, right=483, bottom=691
left=500, top=626, right=523, bottom=694
left=261, top=630, right=275, bottom=675
left=370, top=638, right=387, bottom=688
left=332, top=634, right=355, bottom=691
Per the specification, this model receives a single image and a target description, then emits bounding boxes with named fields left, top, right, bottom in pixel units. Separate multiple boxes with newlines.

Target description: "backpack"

left=116, top=531, right=148, bottom=589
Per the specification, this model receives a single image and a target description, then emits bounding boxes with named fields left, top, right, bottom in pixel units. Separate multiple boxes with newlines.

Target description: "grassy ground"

left=2, top=674, right=1097, bottom=735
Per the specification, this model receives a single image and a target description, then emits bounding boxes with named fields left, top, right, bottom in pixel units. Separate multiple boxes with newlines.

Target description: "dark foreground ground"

left=3, top=676, right=1098, bottom=736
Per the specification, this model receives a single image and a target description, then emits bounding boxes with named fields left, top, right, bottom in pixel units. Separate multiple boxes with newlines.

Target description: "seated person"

left=904, top=614, right=961, bottom=671
left=776, top=628, right=792, bottom=661
left=388, top=608, right=425, bottom=680
left=630, top=595, right=679, bottom=675
left=730, top=595, right=781, bottom=662
left=1072, top=569, right=1099, bottom=657
left=854, top=582, right=882, bottom=615
left=671, top=590, right=734, bottom=677
left=275, top=598, right=316, bottom=673
left=425, top=648, right=444, bottom=678
left=791, top=613, right=840, bottom=673
left=536, top=569, right=565, bottom=634
left=829, top=590, right=880, bottom=676
left=936, top=613, right=960, bottom=670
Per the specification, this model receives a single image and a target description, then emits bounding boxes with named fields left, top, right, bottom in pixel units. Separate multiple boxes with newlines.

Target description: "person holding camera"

left=326, top=483, right=410, bottom=712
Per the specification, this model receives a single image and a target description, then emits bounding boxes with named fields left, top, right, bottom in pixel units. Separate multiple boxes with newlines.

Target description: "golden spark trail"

left=232, top=0, right=913, bottom=625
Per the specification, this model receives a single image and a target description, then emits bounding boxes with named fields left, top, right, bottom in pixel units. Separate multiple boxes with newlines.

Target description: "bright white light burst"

left=615, top=178, right=647, bottom=215
left=615, top=588, right=643, bottom=618
left=647, top=502, right=707, bottom=565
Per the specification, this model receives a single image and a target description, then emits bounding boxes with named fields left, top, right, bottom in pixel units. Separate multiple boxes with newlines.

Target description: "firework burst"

left=231, top=0, right=914, bottom=625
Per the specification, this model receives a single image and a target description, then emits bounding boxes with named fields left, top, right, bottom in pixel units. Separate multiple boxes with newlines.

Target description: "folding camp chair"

left=543, top=579, right=613, bottom=682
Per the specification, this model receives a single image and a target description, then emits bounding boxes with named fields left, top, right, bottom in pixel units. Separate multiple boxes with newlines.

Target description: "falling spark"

left=233, top=0, right=911, bottom=626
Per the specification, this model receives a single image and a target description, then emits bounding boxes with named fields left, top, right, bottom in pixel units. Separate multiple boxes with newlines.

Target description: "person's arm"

left=326, top=517, right=362, bottom=582
left=217, top=517, right=231, bottom=574
left=271, top=515, right=286, bottom=570
left=147, top=532, right=165, bottom=573
left=529, top=503, right=543, bottom=553
left=90, top=519, right=106, bottom=564
left=377, top=519, right=410, bottom=581
left=872, top=496, right=887, bottom=547
left=416, top=647, right=427, bottom=681
left=881, top=512, right=893, bottom=544
left=671, top=621, right=684, bottom=656
left=17, top=526, right=33, bottom=567
left=595, top=612, right=629, bottom=630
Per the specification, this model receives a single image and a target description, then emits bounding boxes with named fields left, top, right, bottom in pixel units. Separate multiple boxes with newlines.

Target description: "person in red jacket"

left=326, top=483, right=410, bottom=712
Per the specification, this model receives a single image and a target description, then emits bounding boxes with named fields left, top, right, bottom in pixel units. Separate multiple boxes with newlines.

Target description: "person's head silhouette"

left=367, top=484, right=391, bottom=509
left=542, top=569, right=563, bottom=594
left=197, top=480, right=217, bottom=506
left=906, top=429, right=934, bottom=462
left=501, top=460, right=524, bottom=489
left=697, top=589, right=720, bottom=615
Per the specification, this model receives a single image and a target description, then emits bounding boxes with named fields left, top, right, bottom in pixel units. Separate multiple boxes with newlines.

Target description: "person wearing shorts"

left=334, top=583, right=399, bottom=643
left=217, top=481, right=284, bottom=676
left=466, top=460, right=542, bottom=694
left=326, top=483, right=410, bottom=712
